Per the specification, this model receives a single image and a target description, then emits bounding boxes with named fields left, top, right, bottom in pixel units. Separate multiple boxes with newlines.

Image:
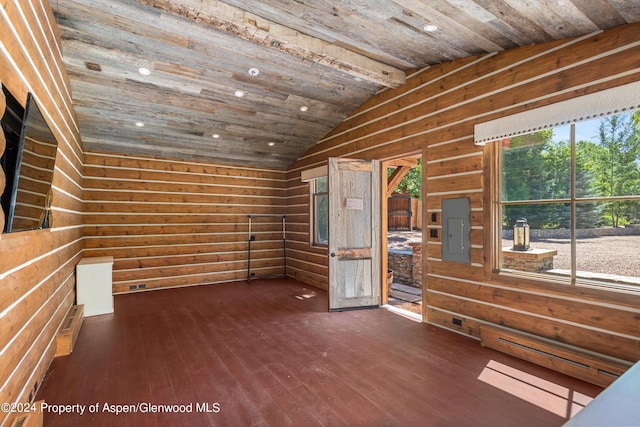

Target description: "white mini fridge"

left=76, top=256, right=114, bottom=316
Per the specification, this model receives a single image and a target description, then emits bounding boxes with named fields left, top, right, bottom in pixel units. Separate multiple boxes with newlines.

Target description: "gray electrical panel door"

left=442, top=197, right=471, bottom=263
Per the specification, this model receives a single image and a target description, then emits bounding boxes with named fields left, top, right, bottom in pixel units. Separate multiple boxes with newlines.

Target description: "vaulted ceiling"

left=52, top=0, right=640, bottom=169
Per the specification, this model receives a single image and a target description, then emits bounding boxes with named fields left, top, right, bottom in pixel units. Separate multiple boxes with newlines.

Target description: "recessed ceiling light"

left=423, top=24, right=438, bottom=32
left=234, top=90, right=245, bottom=97
left=268, top=142, right=276, bottom=146
left=299, top=105, right=309, bottom=112
left=248, top=67, right=260, bottom=76
left=135, top=121, right=145, bottom=127
left=212, top=133, right=220, bottom=139
left=138, top=67, right=151, bottom=75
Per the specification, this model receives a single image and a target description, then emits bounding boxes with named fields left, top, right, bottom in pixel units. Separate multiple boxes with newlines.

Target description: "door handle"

left=330, top=252, right=336, bottom=257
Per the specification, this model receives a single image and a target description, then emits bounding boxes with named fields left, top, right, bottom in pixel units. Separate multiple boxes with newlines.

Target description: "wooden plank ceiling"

left=51, top=0, right=639, bottom=169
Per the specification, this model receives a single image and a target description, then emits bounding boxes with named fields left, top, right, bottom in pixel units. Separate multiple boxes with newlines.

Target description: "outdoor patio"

left=387, top=230, right=640, bottom=316
left=387, top=230, right=423, bottom=315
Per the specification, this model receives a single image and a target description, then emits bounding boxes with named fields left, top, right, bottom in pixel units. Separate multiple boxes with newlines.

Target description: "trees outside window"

left=311, top=177, right=328, bottom=246
left=499, top=110, right=640, bottom=288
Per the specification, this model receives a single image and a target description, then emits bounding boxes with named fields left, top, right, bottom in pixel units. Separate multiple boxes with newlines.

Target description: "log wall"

left=0, top=1, right=84, bottom=422
left=286, top=24, right=640, bottom=363
left=82, top=152, right=287, bottom=293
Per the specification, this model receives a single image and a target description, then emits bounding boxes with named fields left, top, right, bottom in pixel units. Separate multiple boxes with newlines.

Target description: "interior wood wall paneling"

left=295, top=29, right=638, bottom=171
left=428, top=277, right=640, bottom=338
left=84, top=239, right=284, bottom=257
left=337, top=55, right=491, bottom=130
left=298, top=46, right=575, bottom=164
left=0, top=271, right=74, bottom=399
left=83, top=152, right=287, bottom=293
left=427, top=155, right=483, bottom=177
left=84, top=152, right=286, bottom=180
left=84, top=232, right=285, bottom=248
left=317, top=42, right=571, bottom=146
left=52, top=163, right=83, bottom=196
left=426, top=173, right=483, bottom=194
left=0, top=1, right=84, bottom=417
left=9, top=0, right=77, bottom=134
left=0, top=288, right=74, bottom=406
left=82, top=183, right=285, bottom=198
left=83, top=223, right=279, bottom=236
left=427, top=290, right=639, bottom=361
left=1, top=2, right=82, bottom=159
left=83, top=202, right=285, bottom=215
left=82, top=192, right=284, bottom=205
left=113, top=256, right=283, bottom=283
left=113, top=251, right=269, bottom=270
left=82, top=213, right=278, bottom=225
left=0, top=238, right=82, bottom=315
left=111, top=268, right=294, bottom=294
left=286, top=23, right=640, bottom=371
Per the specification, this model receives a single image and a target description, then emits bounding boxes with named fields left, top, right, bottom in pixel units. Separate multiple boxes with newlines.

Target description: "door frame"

left=381, top=152, right=424, bottom=316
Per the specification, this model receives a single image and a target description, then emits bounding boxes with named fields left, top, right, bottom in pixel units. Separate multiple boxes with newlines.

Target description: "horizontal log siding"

left=287, top=24, right=640, bottom=364
left=83, top=152, right=287, bottom=293
left=284, top=180, right=329, bottom=289
left=0, top=0, right=84, bottom=423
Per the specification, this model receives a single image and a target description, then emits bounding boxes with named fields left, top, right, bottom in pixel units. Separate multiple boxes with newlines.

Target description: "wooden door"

left=328, top=157, right=381, bottom=311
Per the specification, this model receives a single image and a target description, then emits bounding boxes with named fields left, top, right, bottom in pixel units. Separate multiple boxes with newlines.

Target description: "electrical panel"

left=441, top=197, right=471, bottom=263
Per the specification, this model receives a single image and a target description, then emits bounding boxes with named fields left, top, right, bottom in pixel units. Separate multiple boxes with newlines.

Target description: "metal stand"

left=247, top=214, right=287, bottom=282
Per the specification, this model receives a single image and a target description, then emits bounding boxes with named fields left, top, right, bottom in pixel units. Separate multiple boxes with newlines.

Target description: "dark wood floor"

left=37, top=279, right=601, bottom=426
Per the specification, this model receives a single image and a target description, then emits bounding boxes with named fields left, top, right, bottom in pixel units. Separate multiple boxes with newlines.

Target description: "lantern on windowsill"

left=513, top=218, right=530, bottom=251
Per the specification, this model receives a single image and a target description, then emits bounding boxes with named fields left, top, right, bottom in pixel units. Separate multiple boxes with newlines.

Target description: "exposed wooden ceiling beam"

left=137, top=0, right=406, bottom=88
left=387, top=166, right=411, bottom=197
left=386, top=158, right=418, bottom=168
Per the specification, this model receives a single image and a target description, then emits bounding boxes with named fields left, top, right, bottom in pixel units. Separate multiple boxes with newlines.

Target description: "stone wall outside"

left=388, top=245, right=422, bottom=288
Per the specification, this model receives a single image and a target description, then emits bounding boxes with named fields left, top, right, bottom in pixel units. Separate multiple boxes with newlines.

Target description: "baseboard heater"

left=479, top=324, right=632, bottom=387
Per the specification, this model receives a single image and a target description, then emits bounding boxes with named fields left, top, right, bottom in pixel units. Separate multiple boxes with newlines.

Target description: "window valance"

left=474, top=81, right=640, bottom=146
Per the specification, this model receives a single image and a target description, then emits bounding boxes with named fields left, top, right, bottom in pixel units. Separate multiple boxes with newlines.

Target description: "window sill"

left=496, top=269, right=640, bottom=297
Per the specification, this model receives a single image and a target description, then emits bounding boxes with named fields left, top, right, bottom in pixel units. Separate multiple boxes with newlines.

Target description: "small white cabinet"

left=76, top=256, right=114, bottom=317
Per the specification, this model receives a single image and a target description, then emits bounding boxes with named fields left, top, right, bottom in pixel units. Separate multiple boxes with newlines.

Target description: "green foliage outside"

left=388, top=158, right=422, bottom=199
left=502, top=112, right=640, bottom=229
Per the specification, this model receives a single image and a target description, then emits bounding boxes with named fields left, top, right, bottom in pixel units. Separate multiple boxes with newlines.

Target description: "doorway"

left=382, top=154, right=423, bottom=320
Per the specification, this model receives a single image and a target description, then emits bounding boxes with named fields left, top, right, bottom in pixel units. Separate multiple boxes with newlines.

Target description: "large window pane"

left=501, top=126, right=571, bottom=202
left=498, top=109, right=640, bottom=290
left=316, top=176, right=327, bottom=192
left=314, top=193, right=328, bottom=245
left=576, top=113, right=640, bottom=199
left=501, top=204, right=570, bottom=274
left=575, top=202, right=640, bottom=285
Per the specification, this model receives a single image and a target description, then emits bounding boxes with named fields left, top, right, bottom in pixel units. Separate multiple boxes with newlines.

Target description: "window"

left=311, top=176, right=328, bottom=246
left=497, top=110, right=640, bottom=289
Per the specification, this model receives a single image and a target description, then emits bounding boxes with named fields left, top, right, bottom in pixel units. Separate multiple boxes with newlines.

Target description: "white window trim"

left=301, top=165, right=328, bottom=182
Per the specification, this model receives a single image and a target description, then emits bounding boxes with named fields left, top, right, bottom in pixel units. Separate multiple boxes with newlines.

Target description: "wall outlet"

left=129, top=285, right=138, bottom=290
left=452, top=317, right=463, bottom=326
left=250, top=272, right=256, bottom=277
left=138, top=284, right=146, bottom=289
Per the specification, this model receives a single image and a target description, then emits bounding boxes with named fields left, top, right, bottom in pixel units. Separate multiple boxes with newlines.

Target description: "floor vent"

left=7, top=402, right=43, bottom=427
left=10, top=416, right=27, bottom=427
left=480, top=324, right=632, bottom=387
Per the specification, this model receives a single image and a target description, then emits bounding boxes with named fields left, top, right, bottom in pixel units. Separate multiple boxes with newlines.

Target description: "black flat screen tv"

left=1, top=85, right=58, bottom=233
